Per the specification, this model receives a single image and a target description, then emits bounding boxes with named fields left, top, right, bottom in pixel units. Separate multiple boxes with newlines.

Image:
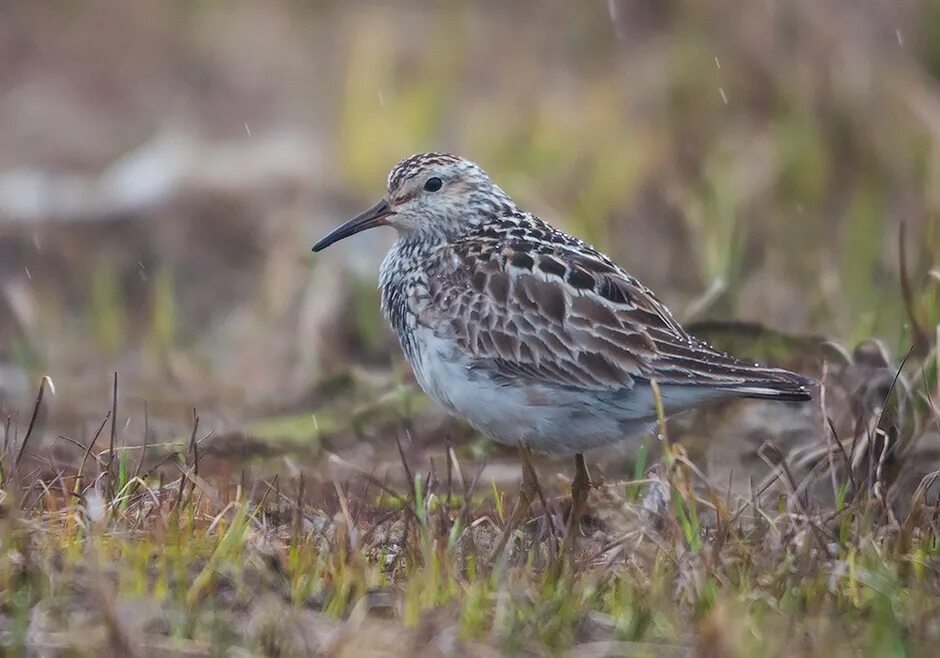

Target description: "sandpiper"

left=313, top=153, right=814, bottom=550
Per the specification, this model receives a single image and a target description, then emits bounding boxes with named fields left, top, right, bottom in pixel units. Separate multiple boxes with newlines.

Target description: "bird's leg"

left=488, top=444, right=537, bottom=562
left=560, top=453, right=591, bottom=556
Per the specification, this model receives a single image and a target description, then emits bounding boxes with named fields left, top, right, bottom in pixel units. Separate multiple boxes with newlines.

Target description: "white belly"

left=407, top=328, right=656, bottom=454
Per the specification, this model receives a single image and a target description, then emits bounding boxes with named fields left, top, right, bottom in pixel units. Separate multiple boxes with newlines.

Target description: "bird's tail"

left=721, top=369, right=815, bottom=402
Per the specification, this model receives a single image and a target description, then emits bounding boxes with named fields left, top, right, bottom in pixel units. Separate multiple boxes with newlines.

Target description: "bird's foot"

left=559, top=453, right=592, bottom=559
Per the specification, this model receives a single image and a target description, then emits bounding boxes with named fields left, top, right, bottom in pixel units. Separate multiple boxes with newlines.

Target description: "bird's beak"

left=312, top=199, right=394, bottom=252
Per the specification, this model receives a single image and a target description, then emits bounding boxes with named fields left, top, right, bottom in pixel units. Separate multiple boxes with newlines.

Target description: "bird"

left=312, top=152, right=814, bottom=553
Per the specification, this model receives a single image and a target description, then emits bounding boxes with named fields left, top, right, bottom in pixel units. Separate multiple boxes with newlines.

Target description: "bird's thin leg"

left=488, top=445, right=537, bottom=561
left=560, top=453, right=591, bottom=557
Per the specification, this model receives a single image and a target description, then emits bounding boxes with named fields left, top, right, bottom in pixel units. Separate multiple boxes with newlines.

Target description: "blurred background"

left=1, top=0, right=938, bottom=488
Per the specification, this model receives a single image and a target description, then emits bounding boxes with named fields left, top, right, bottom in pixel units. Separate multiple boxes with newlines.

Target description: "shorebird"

left=313, top=153, right=814, bottom=553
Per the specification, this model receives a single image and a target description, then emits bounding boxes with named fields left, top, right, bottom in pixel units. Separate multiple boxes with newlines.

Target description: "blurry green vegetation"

left=349, top=275, right=387, bottom=362
left=685, top=145, right=749, bottom=287
left=339, top=8, right=462, bottom=188
left=146, top=266, right=178, bottom=367
left=89, top=259, right=127, bottom=355
left=245, top=412, right=326, bottom=446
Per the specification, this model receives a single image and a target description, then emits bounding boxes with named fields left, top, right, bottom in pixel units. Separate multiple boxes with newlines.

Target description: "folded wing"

left=424, top=219, right=812, bottom=402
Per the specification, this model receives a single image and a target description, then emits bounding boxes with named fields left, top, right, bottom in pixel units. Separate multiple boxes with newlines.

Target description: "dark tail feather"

left=725, top=370, right=816, bottom=402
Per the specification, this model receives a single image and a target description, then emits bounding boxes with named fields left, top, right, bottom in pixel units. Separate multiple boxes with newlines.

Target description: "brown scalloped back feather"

left=422, top=212, right=812, bottom=405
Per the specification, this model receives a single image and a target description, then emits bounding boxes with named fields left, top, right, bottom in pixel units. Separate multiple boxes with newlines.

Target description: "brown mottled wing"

left=424, top=232, right=809, bottom=397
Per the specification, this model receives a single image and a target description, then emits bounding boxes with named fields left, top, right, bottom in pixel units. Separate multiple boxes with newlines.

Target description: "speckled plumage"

left=315, top=153, right=813, bottom=454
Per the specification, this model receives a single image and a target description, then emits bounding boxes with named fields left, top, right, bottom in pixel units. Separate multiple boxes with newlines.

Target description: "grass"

left=3, top=339, right=940, bottom=656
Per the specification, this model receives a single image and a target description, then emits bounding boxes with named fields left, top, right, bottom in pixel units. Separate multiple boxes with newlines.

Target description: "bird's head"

left=312, top=153, right=513, bottom=252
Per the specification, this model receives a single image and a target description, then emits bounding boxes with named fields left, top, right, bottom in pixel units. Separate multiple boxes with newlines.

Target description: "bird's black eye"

left=423, top=176, right=443, bottom=192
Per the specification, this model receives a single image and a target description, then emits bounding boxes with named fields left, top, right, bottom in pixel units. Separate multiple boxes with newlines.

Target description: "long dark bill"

left=312, top=199, right=393, bottom=252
